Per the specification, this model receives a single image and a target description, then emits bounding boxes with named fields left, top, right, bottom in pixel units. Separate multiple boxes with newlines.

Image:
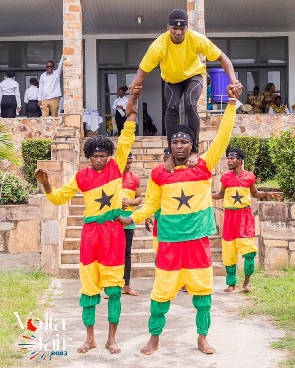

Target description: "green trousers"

left=226, top=252, right=256, bottom=286
left=79, top=286, right=122, bottom=326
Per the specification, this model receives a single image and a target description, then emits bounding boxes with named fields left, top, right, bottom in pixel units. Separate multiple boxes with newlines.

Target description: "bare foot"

left=198, top=336, right=215, bottom=354
left=224, top=285, right=235, bottom=293
left=180, top=286, right=187, bottom=292
left=122, top=285, right=139, bottom=296
left=105, top=341, right=121, bottom=354
left=243, top=282, right=252, bottom=293
left=77, top=340, right=97, bottom=353
left=140, top=336, right=159, bottom=355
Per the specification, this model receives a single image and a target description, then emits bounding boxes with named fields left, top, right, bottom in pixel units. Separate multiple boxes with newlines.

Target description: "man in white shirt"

left=38, top=55, right=63, bottom=117
left=0, top=70, right=21, bottom=118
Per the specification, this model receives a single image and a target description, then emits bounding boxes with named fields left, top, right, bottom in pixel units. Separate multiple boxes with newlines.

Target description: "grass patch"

left=257, top=178, right=280, bottom=188
left=0, top=269, right=52, bottom=367
left=240, top=268, right=295, bottom=367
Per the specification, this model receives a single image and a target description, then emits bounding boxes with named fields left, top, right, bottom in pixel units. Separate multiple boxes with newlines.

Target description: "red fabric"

left=76, top=159, right=121, bottom=192
left=156, top=237, right=212, bottom=271
left=220, top=170, right=256, bottom=188
left=122, top=170, right=140, bottom=191
left=80, top=221, right=126, bottom=266
left=151, top=158, right=212, bottom=186
left=222, top=208, right=255, bottom=241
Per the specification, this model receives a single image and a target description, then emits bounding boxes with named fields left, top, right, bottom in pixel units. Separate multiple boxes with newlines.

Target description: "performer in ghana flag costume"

left=35, top=86, right=141, bottom=355
left=212, top=148, right=282, bottom=293
left=118, top=83, right=241, bottom=355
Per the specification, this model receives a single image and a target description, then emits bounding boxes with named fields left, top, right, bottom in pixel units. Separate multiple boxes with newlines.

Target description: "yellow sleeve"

left=114, top=121, right=136, bottom=173
left=45, top=174, right=78, bottom=205
left=131, top=177, right=161, bottom=224
left=201, top=104, right=236, bottom=171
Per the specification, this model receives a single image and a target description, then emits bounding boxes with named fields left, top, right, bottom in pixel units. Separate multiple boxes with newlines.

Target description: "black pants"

left=1, top=95, right=17, bottom=118
left=164, top=74, right=203, bottom=149
left=123, top=229, right=134, bottom=286
left=115, top=110, right=127, bottom=136
left=26, top=100, right=41, bottom=117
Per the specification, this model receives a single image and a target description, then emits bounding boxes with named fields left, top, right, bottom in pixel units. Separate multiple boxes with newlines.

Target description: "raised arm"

left=202, top=84, right=240, bottom=171
left=35, top=168, right=78, bottom=205
left=128, top=68, right=148, bottom=110
left=218, top=52, right=242, bottom=99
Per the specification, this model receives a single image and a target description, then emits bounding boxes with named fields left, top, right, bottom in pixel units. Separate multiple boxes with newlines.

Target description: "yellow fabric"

left=140, top=30, right=221, bottom=83
left=153, top=236, right=159, bottom=253
left=45, top=174, right=79, bottom=205
left=160, top=180, right=212, bottom=215
left=83, top=178, right=123, bottom=217
left=222, top=238, right=257, bottom=266
left=131, top=104, right=236, bottom=224
left=45, top=120, right=136, bottom=206
left=151, top=267, right=213, bottom=302
left=123, top=187, right=136, bottom=212
left=79, top=261, right=125, bottom=296
left=223, top=186, right=251, bottom=209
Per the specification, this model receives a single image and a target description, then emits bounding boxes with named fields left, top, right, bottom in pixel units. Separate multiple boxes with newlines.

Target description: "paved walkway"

left=14, top=277, right=286, bottom=368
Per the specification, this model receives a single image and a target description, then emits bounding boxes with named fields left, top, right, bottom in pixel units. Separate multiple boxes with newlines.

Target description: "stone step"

left=69, top=205, right=85, bottom=216
left=65, top=223, right=153, bottom=238
left=59, top=261, right=225, bottom=279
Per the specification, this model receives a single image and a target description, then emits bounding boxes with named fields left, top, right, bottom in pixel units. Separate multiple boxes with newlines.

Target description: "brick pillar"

left=187, top=0, right=207, bottom=112
left=63, top=0, right=83, bottom=115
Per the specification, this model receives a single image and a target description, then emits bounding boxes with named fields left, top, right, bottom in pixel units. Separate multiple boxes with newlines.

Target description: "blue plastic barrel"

left=209, top=68, right=229, bottom=103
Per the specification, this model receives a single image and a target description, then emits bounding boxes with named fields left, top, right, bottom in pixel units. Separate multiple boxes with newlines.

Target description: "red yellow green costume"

left=131, top=104, right=236, bottom=336
left=45, top=121, right=135, bottom=326
left=220, top=170, right=257, bottom=286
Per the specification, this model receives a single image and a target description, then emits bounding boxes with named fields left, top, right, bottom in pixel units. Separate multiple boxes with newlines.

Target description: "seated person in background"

left=291, top=103, right=295, bottom=113
left=247, top=86, right=264, bottom=114
left=269, top=96, right=290, bottom=114
left=143, top=102, right=157, bottom=136
left=263, top=83, right=277, bottom=113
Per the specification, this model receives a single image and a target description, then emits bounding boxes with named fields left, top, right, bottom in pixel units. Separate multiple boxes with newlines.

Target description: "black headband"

left=228, top=151, right=243, bottom=160
left=171, top=132, right=193, bottom=142
left=168, top=19, right=188, bottom=27
left=95, top=147, right=110, bottom=154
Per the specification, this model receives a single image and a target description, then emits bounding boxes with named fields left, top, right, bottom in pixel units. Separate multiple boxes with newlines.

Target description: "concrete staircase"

left=59, top=136, right=225, bottom=278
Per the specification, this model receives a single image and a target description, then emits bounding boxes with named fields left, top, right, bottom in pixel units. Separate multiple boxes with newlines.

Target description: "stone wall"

left=258, top=202, right=295, bottom=269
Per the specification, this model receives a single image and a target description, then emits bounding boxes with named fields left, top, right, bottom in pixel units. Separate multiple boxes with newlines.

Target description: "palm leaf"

left=0, top=124, right=22, bottom=167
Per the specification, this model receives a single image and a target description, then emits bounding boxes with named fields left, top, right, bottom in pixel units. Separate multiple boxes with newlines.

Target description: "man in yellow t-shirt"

left=129, top=9, right=241, bottom=163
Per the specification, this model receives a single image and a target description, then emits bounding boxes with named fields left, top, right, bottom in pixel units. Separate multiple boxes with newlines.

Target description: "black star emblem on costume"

left=231, top=190, right=244, bottom=205
left=172, top=189, right=194, bottom=210
left=95, top=189, right=114, bottom=210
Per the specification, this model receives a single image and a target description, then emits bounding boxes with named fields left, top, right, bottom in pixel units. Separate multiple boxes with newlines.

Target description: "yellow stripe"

left=123, top=187, right=136, bottom=212
left=83, top=178, right=123, bottom=218
left=222, top=238, right=257, bottom=266
left=161, top=180, right=212, bottom=215
left=223, top=186, right=251, bottom=208
left=79, top=261, right=125, bottom=296
left=151, top=267, right=213, bottom=302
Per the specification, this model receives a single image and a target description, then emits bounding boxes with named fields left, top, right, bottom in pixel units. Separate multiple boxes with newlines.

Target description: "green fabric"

left=158, top=207, right=216, bottom=242
left=105, top=286, right=122, bottom=325
left=82, top=306, right=96, bottom=326
left=79, top=293, right=101, bottom=307
left=192, top=295, right=212, bottom=336
left=122, top=210, right=135, bottom=230
left=226, top=265, right=237, bottom=286
left=79, top=294, right=101, bottom=327
left=154, top=209, right=161, bottom=221
left=84, top=208, right=123, bottom=224
left=148, top=299, right=171, bottom=336
left=243, top=252, right=256, bottom=276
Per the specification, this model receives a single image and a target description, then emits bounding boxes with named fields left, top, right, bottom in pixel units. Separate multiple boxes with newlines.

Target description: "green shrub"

left=254, top=138, right=277, bottom=182
left=0, top=171, right=29, bottom=204
left=227, top=136, right=260, bottom=172
left=22, top=139, right=51, bottom=186
left=269, top=128, right=295, bottom=200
